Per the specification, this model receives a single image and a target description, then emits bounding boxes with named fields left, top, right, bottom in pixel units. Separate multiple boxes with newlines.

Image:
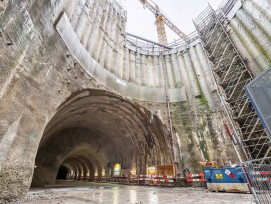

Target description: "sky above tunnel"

left=120, top=0, right=223, bottom=43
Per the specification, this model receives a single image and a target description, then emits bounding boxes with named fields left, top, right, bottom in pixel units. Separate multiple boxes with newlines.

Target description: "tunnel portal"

left=31, top=89, right=173, bottom=186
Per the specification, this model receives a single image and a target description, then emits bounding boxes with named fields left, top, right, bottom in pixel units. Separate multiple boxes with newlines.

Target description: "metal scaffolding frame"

left=193, top=4, right=271, bottom=203
left=193, top=4, right=271, bottom=162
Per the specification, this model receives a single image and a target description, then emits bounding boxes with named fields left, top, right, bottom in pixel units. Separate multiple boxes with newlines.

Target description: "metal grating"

left=246, top=68, right=271, bottom=140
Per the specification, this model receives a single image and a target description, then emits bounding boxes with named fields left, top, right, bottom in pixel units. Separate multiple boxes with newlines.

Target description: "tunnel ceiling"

left=32, top=89, right=173, bottom=186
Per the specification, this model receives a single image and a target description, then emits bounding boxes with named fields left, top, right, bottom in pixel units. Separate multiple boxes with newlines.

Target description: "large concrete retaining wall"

left=225, top=0, right=271, bottom=75
left=0, top=0, right=244, bottom=201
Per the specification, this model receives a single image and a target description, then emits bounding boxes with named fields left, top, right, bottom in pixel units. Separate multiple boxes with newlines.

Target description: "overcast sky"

left=121, top=0, right=223, bottom=43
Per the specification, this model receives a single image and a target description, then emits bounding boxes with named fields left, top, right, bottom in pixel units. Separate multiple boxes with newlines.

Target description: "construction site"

left=0, top=0, right=270, bottom=203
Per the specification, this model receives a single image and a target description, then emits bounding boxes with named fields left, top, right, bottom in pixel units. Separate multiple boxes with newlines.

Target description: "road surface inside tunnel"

left=17, top=181, right=254, bottom=204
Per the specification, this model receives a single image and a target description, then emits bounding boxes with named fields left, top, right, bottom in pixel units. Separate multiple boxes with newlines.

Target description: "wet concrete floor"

left=16, top=181, right=255, bottom=204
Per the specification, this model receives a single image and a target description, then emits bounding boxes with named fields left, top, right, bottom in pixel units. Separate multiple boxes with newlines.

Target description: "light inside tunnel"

left=146, top=167, right=156, bottom=175
left=113, top=164, right=122, bottom=177
left=102, top=169, right=106, bottom=177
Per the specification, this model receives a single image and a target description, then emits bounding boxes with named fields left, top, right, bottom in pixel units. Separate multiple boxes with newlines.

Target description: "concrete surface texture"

left=0, top=0, right=270, bottom=202
left=226, top=0, right=271, bottom=76
left=16, top=181, right=255, bottom=204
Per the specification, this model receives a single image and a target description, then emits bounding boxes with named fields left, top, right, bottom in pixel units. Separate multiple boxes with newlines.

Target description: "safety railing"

left=125, top=31, right=199, bottom=54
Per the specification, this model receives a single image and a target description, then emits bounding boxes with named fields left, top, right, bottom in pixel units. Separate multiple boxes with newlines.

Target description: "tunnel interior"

left=56, top=165, right=69, bottom=180
left=31, top=89, right=173, bottom=186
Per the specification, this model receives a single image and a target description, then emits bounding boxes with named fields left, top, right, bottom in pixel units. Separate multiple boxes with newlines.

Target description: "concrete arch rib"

left=31, top=89, right=172, bottom=187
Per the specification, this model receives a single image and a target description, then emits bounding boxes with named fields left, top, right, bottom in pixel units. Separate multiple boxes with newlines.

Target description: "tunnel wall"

left=31, top=90, right=174, bottom=187
left=225, top=0, right=271, bottom=76
left=0, top=0, right=241, bottom=201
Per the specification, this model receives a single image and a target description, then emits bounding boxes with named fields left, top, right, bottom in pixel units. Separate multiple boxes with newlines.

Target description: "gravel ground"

left=13, top=181, right=255, bottom=204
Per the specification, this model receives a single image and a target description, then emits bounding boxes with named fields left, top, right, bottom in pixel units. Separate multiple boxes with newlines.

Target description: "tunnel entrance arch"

left=31, top=89, right=173, bottom=186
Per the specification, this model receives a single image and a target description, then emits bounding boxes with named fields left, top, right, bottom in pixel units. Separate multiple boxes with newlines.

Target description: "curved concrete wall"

left=0, top=0, right=241, bottom=201
left=53, top=0, right=217, bottom=106
left=225, top=0, right=271, bottom=76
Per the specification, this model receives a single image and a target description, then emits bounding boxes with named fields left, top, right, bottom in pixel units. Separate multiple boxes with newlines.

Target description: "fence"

left=244, top=157, right=271, bottom=204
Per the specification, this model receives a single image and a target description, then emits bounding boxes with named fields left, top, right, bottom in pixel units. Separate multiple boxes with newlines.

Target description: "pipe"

left=160, top=52, right=179, bottom=176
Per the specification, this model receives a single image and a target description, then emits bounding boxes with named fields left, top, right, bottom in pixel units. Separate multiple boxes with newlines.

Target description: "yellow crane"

left=138, top=0, right=190, bottom=45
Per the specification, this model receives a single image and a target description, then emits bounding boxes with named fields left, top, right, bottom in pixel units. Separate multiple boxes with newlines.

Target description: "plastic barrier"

left=115, top=175, right=177, bottom=186
left=185, top=173, right=206, bottom=182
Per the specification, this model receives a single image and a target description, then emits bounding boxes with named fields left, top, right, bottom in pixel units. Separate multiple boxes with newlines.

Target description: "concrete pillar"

left=116, top=34, right=125, bottom=79
left=140, top=55, right=148, bottom=86
left=183, top=51, right=202, bottom=97
left=145, top=55, right=153, bottom=87
left=98, top=37, right=108, bottom=68
left=236, top=9, right=271, bottom=64
left=176, top=53, right=193, bottom=98
left=104, top=9, right=117, bottom=72
left=111, top=13, right=122, bottom=76
left=244, top=0, right=271, bottom=40
left=153, top=56, right=161, bottom=87
left=226, top=26, right=261, bottom=76
left=165, top=55, right=175, bottom=89
left=189, top=46, right=212, bottom=104
left=64, top=0, right=77, bottom=20
left=86, top=3, right=103, bottom=54
left=81, top=0, right=98, bottom=47
left=70, top=0, right=86, bottom=29
left=170, top=53, right=182, bottom=88
left=250, top=0, right=271, bottom=20
left=129, top=51, right=136, bottom=83
left=229, top=18, right=269, bottom=71
left=158, top=55, right=166, bottom=88
left=74, top=0, right=92, bottom=39
left=195, top=44, right=216, bottom=92
left=92, top=1, right=111, bottom=60
left=135, top=53, right=141, bottom=85
left=123, top=48, right=130, bottom=81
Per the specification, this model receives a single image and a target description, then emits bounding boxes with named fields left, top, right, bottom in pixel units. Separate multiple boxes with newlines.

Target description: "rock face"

left=0, top=0, right=259, bottom=201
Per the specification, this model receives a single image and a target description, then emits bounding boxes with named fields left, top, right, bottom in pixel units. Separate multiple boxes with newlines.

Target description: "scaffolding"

left=193, top=4, right=271, bottom=203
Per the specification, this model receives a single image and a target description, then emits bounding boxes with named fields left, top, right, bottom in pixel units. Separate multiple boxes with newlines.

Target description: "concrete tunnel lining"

left=32, top=89, right=174, bottom=186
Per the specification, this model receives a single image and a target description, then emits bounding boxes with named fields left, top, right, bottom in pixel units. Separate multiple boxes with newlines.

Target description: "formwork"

left=193, top=1, right=271, bottom=203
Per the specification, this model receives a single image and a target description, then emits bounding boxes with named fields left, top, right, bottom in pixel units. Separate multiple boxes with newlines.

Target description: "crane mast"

left=155, top=6, right=168, bottom=45
left=138, top=0, right=190, bottom=45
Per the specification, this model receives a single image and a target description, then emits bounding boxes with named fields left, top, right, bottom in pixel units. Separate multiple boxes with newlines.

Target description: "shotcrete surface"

left=15, top=181, right=254, bottom=204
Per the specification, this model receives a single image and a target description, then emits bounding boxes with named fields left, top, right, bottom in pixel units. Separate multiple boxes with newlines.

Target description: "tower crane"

left=138, top=0, right=190, bottom=45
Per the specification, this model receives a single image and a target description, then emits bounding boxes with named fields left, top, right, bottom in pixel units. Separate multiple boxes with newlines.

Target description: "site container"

left=204, top=166, right=250, bottom=193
